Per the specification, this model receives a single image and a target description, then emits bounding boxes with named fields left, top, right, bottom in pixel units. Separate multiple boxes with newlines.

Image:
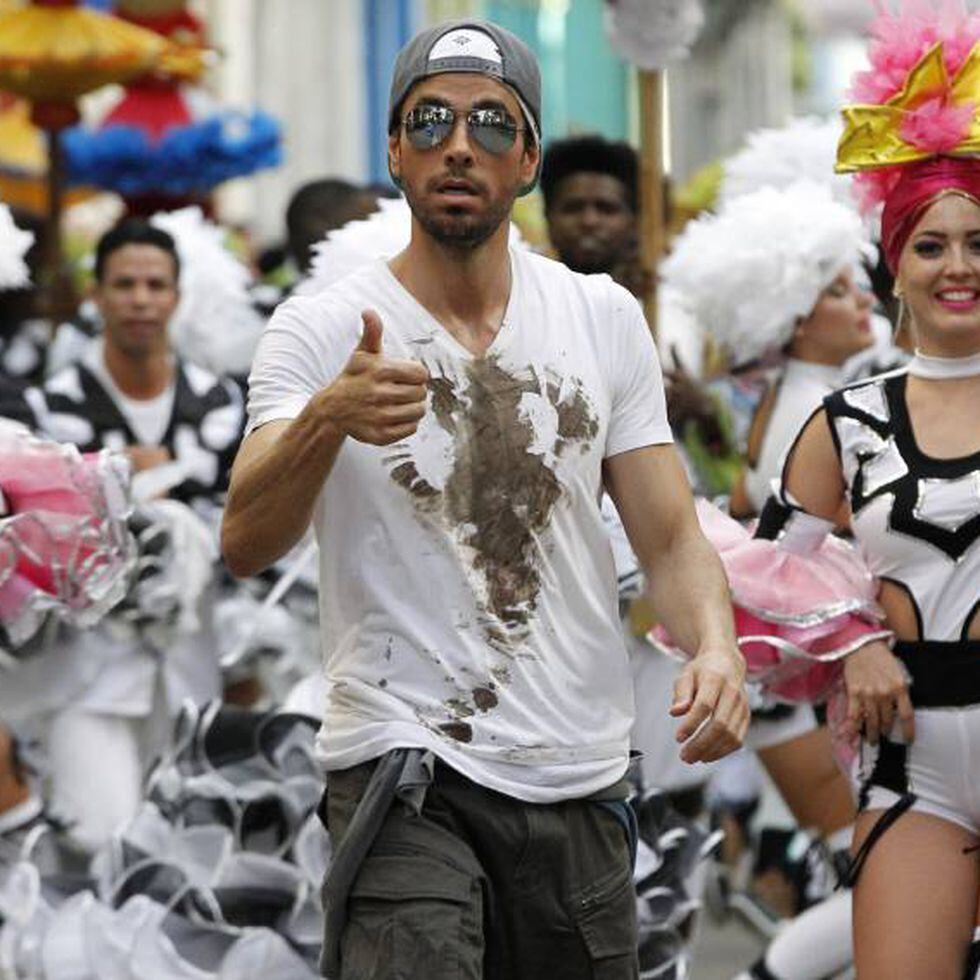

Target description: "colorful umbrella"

left=0, top=93, right=94, bottom=212
left=0, top=0, right=195, bottom=319
left=64, top=0, right=281, bottom=210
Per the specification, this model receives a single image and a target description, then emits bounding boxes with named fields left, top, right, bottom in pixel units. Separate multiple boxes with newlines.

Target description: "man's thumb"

left=358, top=310, right=383, bottom=354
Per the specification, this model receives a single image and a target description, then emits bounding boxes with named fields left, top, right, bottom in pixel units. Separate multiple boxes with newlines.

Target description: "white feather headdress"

left=150, top=207, right=265, bottom=376
left=719, top=117, right=855, bottom=208
left=298, top=196, right=527, bottom=297
left=0, top=203, right=34, bottom=291
left=661, top=180, right=870, bottom=366
left=604, top=0, right=705, bottom=71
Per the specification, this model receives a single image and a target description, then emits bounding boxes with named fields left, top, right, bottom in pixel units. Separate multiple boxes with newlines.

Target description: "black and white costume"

left=821, top=368, right=980, bottom=835
left=36, top=339, right=244, bottom=506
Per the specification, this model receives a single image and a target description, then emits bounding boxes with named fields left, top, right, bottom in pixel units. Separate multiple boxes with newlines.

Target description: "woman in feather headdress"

left=662, top=179, right=877, bottom=522
left=757, top=1, right=980, bottom=973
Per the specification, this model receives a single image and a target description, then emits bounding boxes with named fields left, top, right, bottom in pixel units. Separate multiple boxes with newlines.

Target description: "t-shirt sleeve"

left=603, top=281, right=673, bottom=458
left=245, top=295, right=350, bottom=437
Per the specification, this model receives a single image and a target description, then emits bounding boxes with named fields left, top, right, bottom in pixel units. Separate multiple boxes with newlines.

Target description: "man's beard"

left=404, top=182, right=513, bottom=250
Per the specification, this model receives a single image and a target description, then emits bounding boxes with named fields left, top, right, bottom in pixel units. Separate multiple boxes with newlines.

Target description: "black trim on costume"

left=842, top=792, right=916, bottom=889
left=828, top=374, right=980, bottom=560
left=894, top=641, right=980, bottom=708
left=962, top=599, right=980, bottom=642
left=859, top=736, right=909, bottom=810
left=879, top=576, right=924, bottom=642
left=847, top=731, right=918, bottom=888
left=754, top=496, right=793, bottom=541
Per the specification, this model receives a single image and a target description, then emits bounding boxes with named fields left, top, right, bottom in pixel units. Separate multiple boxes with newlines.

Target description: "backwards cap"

left=388, top=20, right=542, bottom=194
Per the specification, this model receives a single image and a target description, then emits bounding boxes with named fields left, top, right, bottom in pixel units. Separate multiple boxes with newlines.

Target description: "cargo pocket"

left=572, top=863, right=639, bottom=980
left=340, top=852, right=482, bottom=980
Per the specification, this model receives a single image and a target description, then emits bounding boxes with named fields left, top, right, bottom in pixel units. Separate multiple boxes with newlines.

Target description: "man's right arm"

left=221, top=310, right=428, bottom=578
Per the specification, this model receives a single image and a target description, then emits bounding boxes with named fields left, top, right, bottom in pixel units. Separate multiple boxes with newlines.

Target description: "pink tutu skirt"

left=0, top=422, right=135, bottom=653
left=652, top=500, right=891, bottom=705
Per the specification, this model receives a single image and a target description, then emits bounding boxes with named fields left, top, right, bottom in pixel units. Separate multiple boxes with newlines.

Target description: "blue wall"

left=486, top=0, right=628, bottom=144
left=364, top=0, right=417, bottom=184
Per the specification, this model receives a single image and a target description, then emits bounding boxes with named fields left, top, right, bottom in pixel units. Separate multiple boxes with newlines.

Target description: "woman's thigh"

left=853, top=808, right=980, bottom=979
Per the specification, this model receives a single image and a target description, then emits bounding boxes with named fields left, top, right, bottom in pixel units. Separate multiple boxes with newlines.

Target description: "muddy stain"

left=389, top=355, right=599, bottom=646
left=427, top=372, right=462, bottom=432
left=472, top=686, right=498, bottom=712
left=390, top=461, right=440, bottom=504
left=439, top=721, right=473, bottom=743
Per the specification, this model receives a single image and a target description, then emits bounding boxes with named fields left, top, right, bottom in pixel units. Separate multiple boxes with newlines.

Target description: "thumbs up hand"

left=356, top=309, right=385, bottom=355
left=318, top=309, right=430, bottom=446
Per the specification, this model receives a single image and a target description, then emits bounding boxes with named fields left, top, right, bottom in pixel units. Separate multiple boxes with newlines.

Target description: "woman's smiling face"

left=898, top=192, right=980, bottom=356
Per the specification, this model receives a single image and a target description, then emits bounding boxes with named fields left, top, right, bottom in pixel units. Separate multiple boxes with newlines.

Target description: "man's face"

left=95, top=244, right=179, bottom=359
left=546, top=172, right=636, bottom=275
left=388, top=74, right=539, bottom=250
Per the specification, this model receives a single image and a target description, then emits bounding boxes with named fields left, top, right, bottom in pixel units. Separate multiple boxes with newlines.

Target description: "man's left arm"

left=604, top=444, right=749, bottom=763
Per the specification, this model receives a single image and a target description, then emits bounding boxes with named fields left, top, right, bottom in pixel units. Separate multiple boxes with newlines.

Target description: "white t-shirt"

left=247, top=247, right=672, bottom=802
left=83, top=339, right=175, bottom=446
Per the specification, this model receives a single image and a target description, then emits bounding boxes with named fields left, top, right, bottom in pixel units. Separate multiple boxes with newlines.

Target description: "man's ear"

left=388, top=130, right=403, bottom=188
left=518, top=139, right=541, bottom=196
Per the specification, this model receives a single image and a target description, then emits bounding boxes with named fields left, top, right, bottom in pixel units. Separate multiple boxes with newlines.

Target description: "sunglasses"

left=403, top=103, right=522, bottom=155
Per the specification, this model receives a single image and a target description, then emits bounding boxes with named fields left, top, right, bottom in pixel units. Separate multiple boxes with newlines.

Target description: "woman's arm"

left=782, top=410, right=915, bottom=744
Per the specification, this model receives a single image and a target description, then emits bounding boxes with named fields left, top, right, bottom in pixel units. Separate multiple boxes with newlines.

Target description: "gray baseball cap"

left=388, top=21, right=542, bottom=190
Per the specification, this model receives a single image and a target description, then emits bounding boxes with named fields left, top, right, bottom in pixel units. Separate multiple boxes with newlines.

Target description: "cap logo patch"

left=428, top=28, right=502, bottom=65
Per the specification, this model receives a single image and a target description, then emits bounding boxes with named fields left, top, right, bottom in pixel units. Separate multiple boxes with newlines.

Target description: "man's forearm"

left=646, top=524, right=738, bottom=658
left=222, top=403, right=343, bottom=577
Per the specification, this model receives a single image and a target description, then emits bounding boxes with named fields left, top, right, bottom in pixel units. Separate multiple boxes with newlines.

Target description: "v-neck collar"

left=378, top=248, right=520, bottom=362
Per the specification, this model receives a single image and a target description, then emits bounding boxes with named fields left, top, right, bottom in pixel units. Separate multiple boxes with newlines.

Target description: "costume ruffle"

left=651, top=500, right=891, bottom=704
left=0, top=706, right=324, bottom=979
left=0, top=421, right=135, bottom=654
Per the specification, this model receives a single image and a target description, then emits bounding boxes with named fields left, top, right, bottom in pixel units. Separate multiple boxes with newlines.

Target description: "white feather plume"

left=150, top=207, right=265, bottom=375
left=298, top=196, right=528, bottom=297
left=0, top=203, right=34, bottom=291
left=720, top=117, right=854, bottom=208
left=661, top=181, right=871, bottom=367
left=604, top=0, right=705, bottom=71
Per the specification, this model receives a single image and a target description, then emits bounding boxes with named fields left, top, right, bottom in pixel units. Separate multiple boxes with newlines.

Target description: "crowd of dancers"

left=2, top=3, right=980, bottom=978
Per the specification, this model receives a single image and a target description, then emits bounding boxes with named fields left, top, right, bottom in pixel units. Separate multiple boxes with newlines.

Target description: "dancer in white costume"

left=775, top=1, right=980, bottom=972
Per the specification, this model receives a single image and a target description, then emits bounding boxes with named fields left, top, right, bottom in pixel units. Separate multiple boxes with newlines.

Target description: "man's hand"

left=670, top=647, right=749, bottom=763
left=842, top=640, right=914, bottom=745
left=126, top=444, right=171, bottom=472
left=317, top=309, right=429, bottom=446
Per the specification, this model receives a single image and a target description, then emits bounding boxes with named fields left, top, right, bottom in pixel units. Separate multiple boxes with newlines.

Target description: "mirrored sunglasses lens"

left=406, top=114, right=452, bottom=149
left=471, top=121, right=517, bottom=155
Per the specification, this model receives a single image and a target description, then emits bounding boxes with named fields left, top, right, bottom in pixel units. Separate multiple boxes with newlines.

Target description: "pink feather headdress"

left=845, top=0, right=980, bottom=213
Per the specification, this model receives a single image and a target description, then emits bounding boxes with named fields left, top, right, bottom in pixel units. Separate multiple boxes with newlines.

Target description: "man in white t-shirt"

left=224, top=20, right=747, bottom=980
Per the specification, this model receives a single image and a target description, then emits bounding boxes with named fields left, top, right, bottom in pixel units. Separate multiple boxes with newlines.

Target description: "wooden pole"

left=41, top=124, right=77, bottom=324
left=638, top=69, right=665, bottom=342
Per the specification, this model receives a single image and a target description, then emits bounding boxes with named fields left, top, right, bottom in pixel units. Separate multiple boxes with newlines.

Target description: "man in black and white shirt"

left=36, top=221, right=244, bottom=506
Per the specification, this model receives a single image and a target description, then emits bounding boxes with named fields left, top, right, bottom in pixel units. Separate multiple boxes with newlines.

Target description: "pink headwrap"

left=881, top=155, right=980, bottom=273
